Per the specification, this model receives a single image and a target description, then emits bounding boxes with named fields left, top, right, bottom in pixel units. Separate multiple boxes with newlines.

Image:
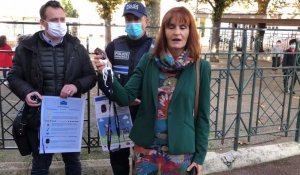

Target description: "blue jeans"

left=28, top=129, right=81, bottom=175
left=31, top=152, right=81, bottom=175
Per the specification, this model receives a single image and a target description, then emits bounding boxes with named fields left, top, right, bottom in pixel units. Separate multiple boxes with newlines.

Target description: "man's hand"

left=60, top=84, right=78, bottom=98
left=25, top=91, right=42, bottom=107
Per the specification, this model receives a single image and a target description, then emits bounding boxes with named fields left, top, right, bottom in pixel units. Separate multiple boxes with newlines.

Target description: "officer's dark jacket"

left=282, top=48, right=296, bottom=67
left=98, top=34, right=153, bottom=120
left=282, top=48, right=300, bottom=72
left=98, top=34, right=153, bottom=95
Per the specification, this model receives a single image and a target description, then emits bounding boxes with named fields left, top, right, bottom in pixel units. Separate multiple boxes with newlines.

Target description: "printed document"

left=39, top=96, right=85, bottom=153
left=94, top=95, right=134, bottom=151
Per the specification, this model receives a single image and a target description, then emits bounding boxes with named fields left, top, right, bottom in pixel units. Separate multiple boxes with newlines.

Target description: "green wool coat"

left=112, top=53, right=211, bottom=164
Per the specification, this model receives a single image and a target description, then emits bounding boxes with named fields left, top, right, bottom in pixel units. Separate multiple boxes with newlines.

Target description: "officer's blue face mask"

left=125, top=22, right=143, bottom=40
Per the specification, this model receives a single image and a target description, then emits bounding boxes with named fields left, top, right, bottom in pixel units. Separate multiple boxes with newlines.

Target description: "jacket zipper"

left=53, top=47, right=58, bottom=95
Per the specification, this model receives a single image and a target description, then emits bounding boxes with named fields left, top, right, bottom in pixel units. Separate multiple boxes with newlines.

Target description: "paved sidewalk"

left=210, top=155, right=300, bottom=175
left=203, top=142, right=300, bottom=174
left=1, top=142, right=300, bottom=175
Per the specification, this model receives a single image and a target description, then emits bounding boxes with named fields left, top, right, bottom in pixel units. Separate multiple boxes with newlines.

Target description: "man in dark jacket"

left=7, top=1, right=96, bottom=175
left=282, top=38, right=299, bottom=94
left=96, top=2, right=153, bottom=175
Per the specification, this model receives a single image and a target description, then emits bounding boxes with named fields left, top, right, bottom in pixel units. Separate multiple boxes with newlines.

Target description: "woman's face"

left=165, top=19, right=189, bottom=55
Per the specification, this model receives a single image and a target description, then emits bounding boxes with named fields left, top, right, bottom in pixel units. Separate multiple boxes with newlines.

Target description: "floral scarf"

left=155, top=50, right=192, bottom=72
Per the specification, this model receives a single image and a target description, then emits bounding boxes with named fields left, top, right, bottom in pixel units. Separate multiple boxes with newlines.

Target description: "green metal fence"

left=207, top=29, right=300, bottom=151
left=0, top=23, right=300, bottom=153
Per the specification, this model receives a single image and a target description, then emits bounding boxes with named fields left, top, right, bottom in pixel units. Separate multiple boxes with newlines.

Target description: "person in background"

left=271, top=40, right=283, bottom=73
left=95, top=6, right=210, bottom=175
left=12, top=34, right=31, bottom=50
left=282, top=38, right=298, bottom=94
left=0, top=35, right=13, bottom=81
left=17, top=34, right=32, bottom=45
left=7, top=1, right=96, bottom=174
left=97, top=2, right=153, bottom=175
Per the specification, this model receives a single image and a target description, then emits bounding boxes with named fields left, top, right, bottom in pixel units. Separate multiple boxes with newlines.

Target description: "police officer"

left=96, top=2, right=153, bottom=175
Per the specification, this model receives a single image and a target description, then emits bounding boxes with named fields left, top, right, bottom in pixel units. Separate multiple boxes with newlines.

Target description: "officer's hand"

left=25, top=91, right=42, bottom=107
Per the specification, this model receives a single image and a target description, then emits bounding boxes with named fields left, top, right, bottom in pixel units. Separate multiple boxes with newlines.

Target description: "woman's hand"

left=187, top=162, right=203, bottom=175
left=93, top=55, right=112, bottom=74
left=130, top=98, right=141, bottom=106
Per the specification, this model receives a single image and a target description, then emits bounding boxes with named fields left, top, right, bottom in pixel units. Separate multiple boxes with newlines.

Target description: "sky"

left=0, top=0, right=190, bottom=23
left=0, top=0, right=100, bottom=21
left=0, top=0, right=191, bottom=49
left=1, top=0, right=299, bottom=22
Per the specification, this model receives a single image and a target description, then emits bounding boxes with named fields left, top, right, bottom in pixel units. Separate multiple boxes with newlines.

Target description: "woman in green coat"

left=95, top=6, right=211, bottom=175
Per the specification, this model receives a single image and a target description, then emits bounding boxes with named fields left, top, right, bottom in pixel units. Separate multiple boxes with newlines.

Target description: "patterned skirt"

left=132, top=145, right=193, bottom=175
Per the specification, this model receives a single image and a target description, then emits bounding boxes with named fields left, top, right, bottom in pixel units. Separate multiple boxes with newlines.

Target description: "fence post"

left=0, top=78, right=3, bottom=148
left=221, top=27, right=235, bottom=144
left=248, top=28, right=259, bottom=142
left=296, top=105, right=300, bottom=142
left=233, top=29, right=247, bottom=151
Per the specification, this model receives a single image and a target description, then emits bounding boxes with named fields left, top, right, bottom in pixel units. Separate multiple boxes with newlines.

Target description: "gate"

left=0, top=25, right=300, bottom=153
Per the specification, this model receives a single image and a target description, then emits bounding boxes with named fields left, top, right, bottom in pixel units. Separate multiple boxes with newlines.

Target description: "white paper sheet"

left=39, top=96, right=85, bottom=154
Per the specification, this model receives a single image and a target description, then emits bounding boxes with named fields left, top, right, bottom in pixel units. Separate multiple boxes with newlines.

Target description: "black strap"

left=107, top=99, right=121, bottom=151
left=106, top=69, right=121, bottom=151
left=20, top=105, right=28, bottom=125
left=107, top=101, right=112, bottom=151
left=113, top=102, right=121, bottom=150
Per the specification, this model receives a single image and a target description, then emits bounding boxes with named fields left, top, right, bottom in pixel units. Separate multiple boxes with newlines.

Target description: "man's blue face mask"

left=290, top=43, right=296, bottom=49
left=125, top=22, right=143, bottom=40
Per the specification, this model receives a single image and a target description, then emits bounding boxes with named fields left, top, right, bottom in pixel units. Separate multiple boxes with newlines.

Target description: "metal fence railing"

left=0, top=24, right=300, bottom=153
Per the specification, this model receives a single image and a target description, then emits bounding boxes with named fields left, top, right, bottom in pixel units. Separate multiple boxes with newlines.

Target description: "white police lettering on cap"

left=126, top=4, right=139, bottom=10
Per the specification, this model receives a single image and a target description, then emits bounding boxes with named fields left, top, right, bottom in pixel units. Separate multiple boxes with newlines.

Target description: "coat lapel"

left=171, top=64, right=195, bottom=102
left=151, top=63, right=160, bottom=111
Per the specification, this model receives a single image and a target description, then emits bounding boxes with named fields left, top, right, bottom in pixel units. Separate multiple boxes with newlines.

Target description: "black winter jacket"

left=282, top=48, right=296, bottom=67
left=8, top=31, right=96, bottom=100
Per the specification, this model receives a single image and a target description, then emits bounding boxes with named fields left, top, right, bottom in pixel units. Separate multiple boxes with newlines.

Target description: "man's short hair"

left=40, top=0, right=64, bottom=19
left=276, top=40, right=281, bottom=43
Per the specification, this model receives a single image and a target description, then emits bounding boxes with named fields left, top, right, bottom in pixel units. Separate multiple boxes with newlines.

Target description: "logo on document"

left=60, top=101, right=68, bottom=105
